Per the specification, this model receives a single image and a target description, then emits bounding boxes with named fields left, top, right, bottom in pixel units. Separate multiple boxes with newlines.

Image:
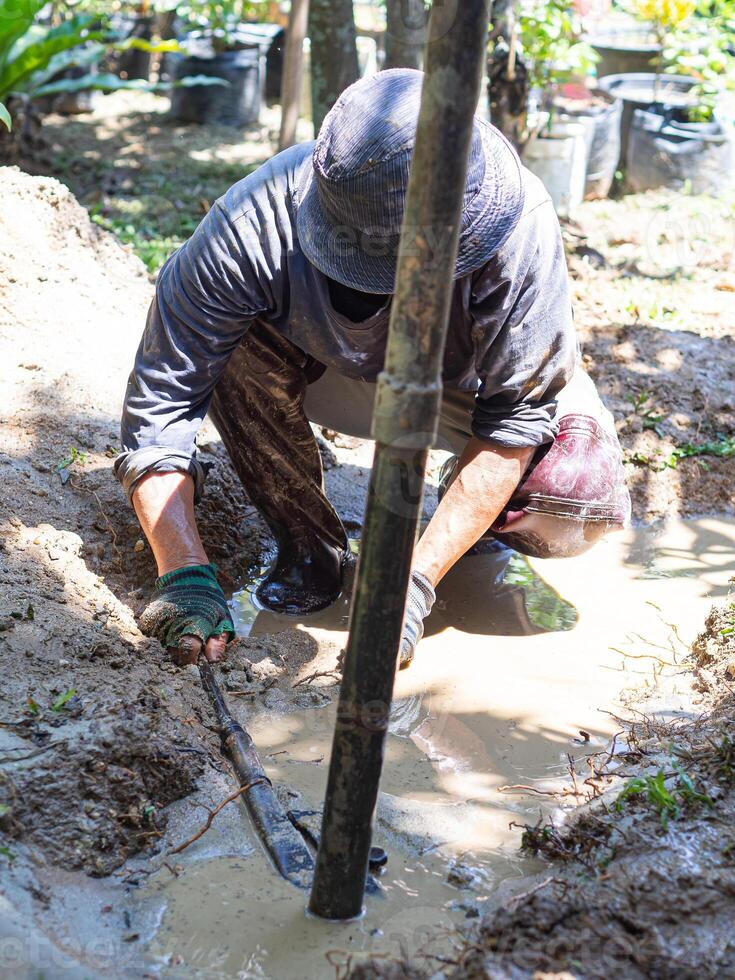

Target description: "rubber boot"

left=209, top=322, right=348, bottom=615
left=257, top=533, right=345, bottom=614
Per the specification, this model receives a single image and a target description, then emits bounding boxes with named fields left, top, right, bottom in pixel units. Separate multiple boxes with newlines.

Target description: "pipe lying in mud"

left=197, top=659, right=315, bottom=889
left=308, top=0, right=492, bottom=922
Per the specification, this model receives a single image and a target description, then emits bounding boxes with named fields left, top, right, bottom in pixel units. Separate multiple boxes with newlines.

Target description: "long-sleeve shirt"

left=115, top=141, right=577, bottom=500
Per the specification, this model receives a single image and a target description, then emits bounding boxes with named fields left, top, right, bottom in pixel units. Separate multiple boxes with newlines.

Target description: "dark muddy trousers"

left=209, top=322, right=631, bottom=562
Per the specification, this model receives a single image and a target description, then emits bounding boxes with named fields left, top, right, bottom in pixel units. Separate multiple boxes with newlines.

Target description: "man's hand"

left=140, top=564, right=235, bottom=665
left=397, top=439, right=533, bottom=668
left=131, top=471, right=231, bottom=664
left=399, top=571, right=436, bottom=669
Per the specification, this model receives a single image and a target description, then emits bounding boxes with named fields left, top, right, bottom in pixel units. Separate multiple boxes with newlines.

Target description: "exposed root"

left=168, top=783, right=260, bottom=855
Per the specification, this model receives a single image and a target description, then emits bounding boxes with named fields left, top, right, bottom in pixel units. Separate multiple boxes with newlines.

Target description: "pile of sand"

left=0, top=166, right=152, bottom=421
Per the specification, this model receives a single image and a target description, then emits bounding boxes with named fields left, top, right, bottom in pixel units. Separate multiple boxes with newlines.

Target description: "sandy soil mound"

left=0, top=168, right=284, bottom=877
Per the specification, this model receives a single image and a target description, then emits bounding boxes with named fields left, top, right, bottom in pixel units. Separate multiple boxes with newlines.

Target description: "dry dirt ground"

left=0, top=90, right=734, bottom=978
left=566, top=193, right=735, bottom=523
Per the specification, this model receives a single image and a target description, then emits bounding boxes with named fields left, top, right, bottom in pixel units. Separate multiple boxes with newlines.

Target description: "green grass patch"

left=616, top=764, right=714, bottom=828
left=626, top=433, right=735, bottom=471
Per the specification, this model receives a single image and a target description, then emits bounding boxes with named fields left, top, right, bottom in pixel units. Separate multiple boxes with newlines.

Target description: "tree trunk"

left=384, top=0, right=428, bottom=70
left=487, top=0, right=528, bottom=149
left=279, top=0, right=309, bottom=150
left=308, top=0, right=491, bottom=924
left=308, top=0, right=359, bottom=133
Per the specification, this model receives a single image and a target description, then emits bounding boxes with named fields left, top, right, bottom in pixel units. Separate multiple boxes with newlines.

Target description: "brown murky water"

left=120, top=517, right=735, bottom=979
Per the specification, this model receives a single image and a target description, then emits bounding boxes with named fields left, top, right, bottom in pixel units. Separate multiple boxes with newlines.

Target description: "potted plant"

left=108, top=1, right=157, bottom=82
left=489, top=0, right=599, bottom=215
left=598, top=0, right=735, bottom=190
left=168, top=0, right=270, bottom=126
left=0, top=0, right=221, bottom=150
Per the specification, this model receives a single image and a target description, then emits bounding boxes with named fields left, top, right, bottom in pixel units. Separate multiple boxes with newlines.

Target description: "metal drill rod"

left=198, top=659, right=315, bottom=888
left=308, top=0, right=491, bottom=921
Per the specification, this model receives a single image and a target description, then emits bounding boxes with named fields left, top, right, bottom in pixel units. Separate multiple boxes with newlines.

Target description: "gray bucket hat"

left=295, top=68, right=525, bottom=294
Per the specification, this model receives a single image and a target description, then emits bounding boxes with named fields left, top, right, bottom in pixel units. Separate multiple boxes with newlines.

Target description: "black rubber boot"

left=209, top=322, right=349, bottom=614
left=256, top=535, right=344, bottom=615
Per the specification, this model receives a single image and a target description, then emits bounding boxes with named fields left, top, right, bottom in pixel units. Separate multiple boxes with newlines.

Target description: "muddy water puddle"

left=27, top=518, right=735, bottom=979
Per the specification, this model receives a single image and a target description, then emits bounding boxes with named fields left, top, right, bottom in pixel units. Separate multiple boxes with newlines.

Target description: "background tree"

left=309, top=0, right=359, bottom=132
left=487, top=0, right=528, bottom=148
left=384, top=0, right=428, bottom=70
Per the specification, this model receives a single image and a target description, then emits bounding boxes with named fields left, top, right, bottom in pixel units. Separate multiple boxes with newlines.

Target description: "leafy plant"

left=664, top=433, right=735, bottom=467
left=616, top=764, right=713, bottom=828
left=720, top=602, right=735, bottom=637
left=664, top=14, right=735, bottom=121
left=26, top=696, right=41, bottom=716
left=625, top=390, right=668, bottom=436
left=0, top=1, right=225, bottom=129
left=626, top=433, right=735, bottom=470
left=630, top=0, right=735, bottom=117
left=487, top=0, right=597, bottom=145
left=518, top=0, right=598, bottom=96
left=175, top=0, right=260, bottom=51
left=54, top=445, right=87, bottom=473
left=51, top=688, right=77, bottom=712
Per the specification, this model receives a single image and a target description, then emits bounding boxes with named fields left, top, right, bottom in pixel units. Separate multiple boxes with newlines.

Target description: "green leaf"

left=24, top=40, right=105, bottom=93
left=0, top=17, right=107, bottom=97
left=0, top=804, right=10, bottom=816
left=0, top=846, right=15, bottom=861
left=0, top=0, right=46, bottom=79
left=111, top=37, right=182, bottom=55
left=0, top=99, right=10, bottom=130
left=51, top=688, right=76, bottom=712
left=33, top=72, right=229, bottom=98
left=26, top=696, right=40, bottom=716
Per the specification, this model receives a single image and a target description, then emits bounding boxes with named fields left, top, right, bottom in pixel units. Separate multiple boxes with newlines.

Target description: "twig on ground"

left=292, top=668, right=341, bottom=688
left=506, top=875, right=557, bottom=909
left=169, top=783, right=261, bottom=855
left=497, top=783, right=584, bottom=799
left=609, top=646, right=679, bottom=667
left=70, top=476, right=123, bottom=566
left=0, top=740, right=65, bottom=763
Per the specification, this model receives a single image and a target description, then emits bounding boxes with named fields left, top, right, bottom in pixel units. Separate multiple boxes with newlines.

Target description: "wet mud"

left=4, top=517, right=730, bottom=978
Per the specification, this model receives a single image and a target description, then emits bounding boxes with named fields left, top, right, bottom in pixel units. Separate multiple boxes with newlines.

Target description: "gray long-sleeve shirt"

left=115, top=141, right=576, bottom=500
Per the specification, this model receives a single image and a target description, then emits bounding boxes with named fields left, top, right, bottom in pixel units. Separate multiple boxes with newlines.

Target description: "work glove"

left=399, top=571, right=436, bottom=670
left=140, top=563, right=235, bottom=663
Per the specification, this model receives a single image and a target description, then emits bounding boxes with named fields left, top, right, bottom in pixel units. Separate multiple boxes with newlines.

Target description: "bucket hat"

left=295, top=68, right=525, bottom=294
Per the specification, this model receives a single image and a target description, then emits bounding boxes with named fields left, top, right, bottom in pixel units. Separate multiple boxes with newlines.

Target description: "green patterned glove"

left=139, top=564, right=235, bottom=651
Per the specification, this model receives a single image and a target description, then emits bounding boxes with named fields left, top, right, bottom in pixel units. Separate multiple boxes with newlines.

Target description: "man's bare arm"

left=132, top=472, right=227, bottom=664
left=132, top=471, right=208, bottom=575
left=413, top=439, right=534, bottom=587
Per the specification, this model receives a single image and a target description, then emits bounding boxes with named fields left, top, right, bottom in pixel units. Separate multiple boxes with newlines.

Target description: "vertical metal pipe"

left=278, top=0, right=309, bottom=152
left=308, top=0, right=491, bottom=921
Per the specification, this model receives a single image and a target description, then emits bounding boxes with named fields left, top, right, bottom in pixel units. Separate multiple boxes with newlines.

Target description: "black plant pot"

left=34, top=62, right=99, bottom=116
left=168, top=38, right=262, bottom=127
left=597, top=72, right=698, bottom=173
left=589, top=27, right=661, bottom=78
left=554, top=88, right=622, bottom=200
left=627, top=107, right=733, bottom=194
left=109, top=14, right=155, bottom=81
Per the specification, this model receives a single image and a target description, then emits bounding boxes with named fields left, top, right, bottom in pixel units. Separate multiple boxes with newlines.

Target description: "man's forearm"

left=132, top=471, right=209, bottom=576
left=413, top=438, right=534, bottom=586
